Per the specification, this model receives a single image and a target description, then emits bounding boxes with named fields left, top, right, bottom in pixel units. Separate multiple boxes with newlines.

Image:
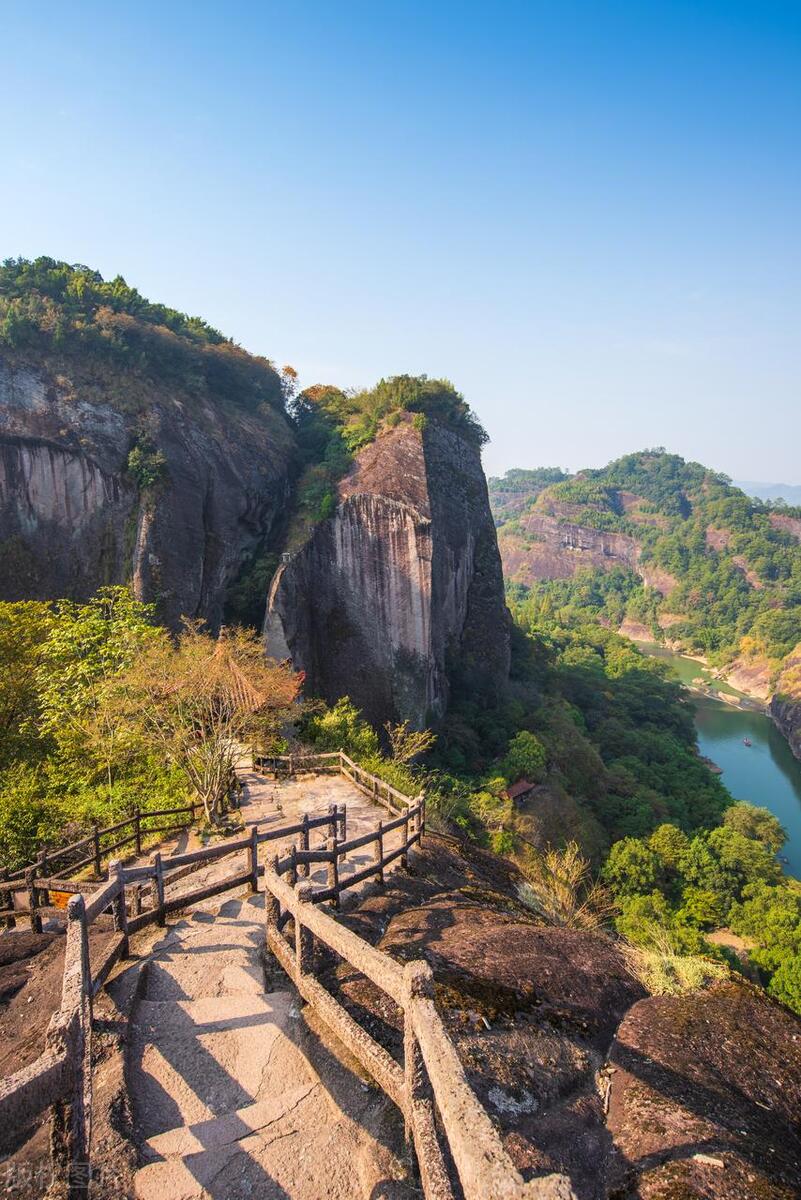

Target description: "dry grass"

left=620, top=927, right=728, bottom=996
left=517, top=841, right=615, bottom=930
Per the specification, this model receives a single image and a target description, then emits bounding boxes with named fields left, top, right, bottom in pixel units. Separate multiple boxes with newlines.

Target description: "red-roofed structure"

left=503, top=779, right=536, bottom=804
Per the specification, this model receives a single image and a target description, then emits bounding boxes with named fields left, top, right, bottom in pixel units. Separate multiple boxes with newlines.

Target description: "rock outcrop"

left=0, top=356, right=295, bottom=630
left=497, top=512, right=678, bottom=596
left=265, top=416, right=510, bottom=727
left=771, top=643, right=801, bottom=762
left=333, top=833, right=801, bottom=1200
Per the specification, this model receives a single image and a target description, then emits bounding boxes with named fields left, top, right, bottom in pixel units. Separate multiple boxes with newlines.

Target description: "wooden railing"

left=0, top=770, right=245, bottom=930
left=263, top=866, right=574, bottom=1200
left=0, top=879, right=124, bottom=1199
left=253, top=748, right=418, bottom=814
left=0, top=752, right=576, bottom=1200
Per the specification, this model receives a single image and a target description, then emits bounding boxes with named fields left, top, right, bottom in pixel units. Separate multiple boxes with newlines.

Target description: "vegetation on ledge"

left=0, top=256, right=289, bottom=414
left=284, top=374, right=487, bottom=548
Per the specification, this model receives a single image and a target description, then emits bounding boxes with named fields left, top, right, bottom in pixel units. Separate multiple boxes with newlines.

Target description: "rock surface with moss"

left=329, top=831, right=801, bottom=1200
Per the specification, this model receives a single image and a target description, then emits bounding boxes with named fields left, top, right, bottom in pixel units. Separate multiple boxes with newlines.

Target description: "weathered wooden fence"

left=0, top=769, right=245, bottom=930
left=0, top=751, right=576, bottom=1200
left=264, top=868, right=574, bottom=1200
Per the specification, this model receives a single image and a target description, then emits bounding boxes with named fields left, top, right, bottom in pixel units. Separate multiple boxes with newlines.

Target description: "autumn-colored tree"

left=102, top=622, right=300, bottom=823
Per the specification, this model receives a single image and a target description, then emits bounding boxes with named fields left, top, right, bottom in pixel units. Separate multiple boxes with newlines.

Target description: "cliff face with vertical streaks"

left=0, top=355, right=295, bottom=631
left=264, top=416, right=510, bottom=727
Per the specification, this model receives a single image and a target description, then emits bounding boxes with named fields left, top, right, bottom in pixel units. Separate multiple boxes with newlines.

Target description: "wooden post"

left=402, top=961, right=435, bottom=1156
left=37, top=846, right=49, bottom=913
left=49, top=893, right=92, bottom=1200
left=339, top=804, right=347, bottom=841
left=153, top=852, right=165, bottom=927
left=374, top=821, right=385, bottom=885
left=401, top=809, right=410, bottom=870
left=420, top=794, right=426, bottom=838
left=92, top=821, right=102, bottom=878
left=249, top=824, right=259, bottom=892
left=325, top=836, right=339, bottom=909
left=263, top=883, right=280, bottom=945
left=134, top=808, right=142, bottom=855
left=0, top=868, right=15, bottom=930
left=288, top=843, right=298, bottom=887
left=300, top=814, right=310, bottom=878
left=328, top=803, right=338, bottom=840
left=294, top=881, right=315, bottom=982
left=25, top=867, right=42, bottom=934
left=109, top=860, right=129, bottom=959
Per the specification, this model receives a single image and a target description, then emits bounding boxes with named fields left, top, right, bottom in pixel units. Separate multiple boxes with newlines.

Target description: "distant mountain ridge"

left=735, top=480, right=801, bottom=505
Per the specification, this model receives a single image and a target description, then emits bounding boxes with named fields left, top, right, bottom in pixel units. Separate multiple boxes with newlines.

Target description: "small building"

left=503, top=779, right=536, bottom=806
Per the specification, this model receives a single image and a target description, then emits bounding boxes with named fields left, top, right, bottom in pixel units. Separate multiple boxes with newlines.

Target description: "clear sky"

left=2, top=1, right=800, bottom=482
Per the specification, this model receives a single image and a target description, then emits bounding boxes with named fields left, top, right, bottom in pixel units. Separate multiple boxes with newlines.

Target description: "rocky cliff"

left=265, top=415, right=510, bottom=727
left=496, top=505, right=678, bottom=595
left=0, top=355, right=295, bottom=630
left=771, top=643, right=801, bottom=762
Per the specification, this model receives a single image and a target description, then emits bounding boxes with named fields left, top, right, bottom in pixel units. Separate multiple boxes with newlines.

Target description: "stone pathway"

left=126, top=772, right=416, bottom=1200
left=152, top=770, right=407, bottom=912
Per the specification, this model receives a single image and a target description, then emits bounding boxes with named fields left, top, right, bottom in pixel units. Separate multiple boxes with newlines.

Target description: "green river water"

left=639, top=642, right=801, bottom=877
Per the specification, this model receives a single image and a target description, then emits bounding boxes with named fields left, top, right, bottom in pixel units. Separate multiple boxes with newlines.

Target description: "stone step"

left=141, top=1082, right=317, bottom=1160
left=131, top=994, right=297, bottom=1137
left=145, top=947, right=264, bottom=1000
left=134, top=1118, right=364, bottom=1200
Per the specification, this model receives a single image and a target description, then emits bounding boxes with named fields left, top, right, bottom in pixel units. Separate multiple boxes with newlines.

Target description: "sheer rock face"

left=497, top=513, right=680, bottom=596
left=265, top=417, right=510, bottom=727
left=0, top=356, right=295, bottom=630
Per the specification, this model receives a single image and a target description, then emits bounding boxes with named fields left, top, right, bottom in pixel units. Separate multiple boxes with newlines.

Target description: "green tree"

left=303, top=698, right=380, bottom=758
left=648, top=823, right=690, bottom=870
left=602, top=837, right=660, bottom=897
left=35, top=587, right=161, bottom=800
left=615, top=891, right=673, bottom=944
left=503, top=730, right=547, bottom=783
left=722, top=802, right=787, bottom=854
left=0, top=600, right=52, bottom=768
left=768, top=954, right=801, bottom=1015
left=0, top=763, right=58, bottom=869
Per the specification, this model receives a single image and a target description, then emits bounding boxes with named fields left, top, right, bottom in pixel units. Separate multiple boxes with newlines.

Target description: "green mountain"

left=490, top=450, right=801, bottom=693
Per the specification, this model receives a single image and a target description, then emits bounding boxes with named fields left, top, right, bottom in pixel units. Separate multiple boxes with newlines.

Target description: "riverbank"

left=618, top=623, right=769, bottom=713
left=620, top=633, right=801, bottom=875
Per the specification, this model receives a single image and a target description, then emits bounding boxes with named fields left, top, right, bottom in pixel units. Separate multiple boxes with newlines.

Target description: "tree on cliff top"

left=289, top=374, right=488, bottom=454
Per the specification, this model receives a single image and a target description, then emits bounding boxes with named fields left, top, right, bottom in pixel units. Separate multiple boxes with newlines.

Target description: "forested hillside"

left=490, top=450, right=801, bottom=682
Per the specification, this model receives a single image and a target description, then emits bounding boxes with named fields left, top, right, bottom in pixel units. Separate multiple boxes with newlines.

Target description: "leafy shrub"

left=127, top=438, right=167, bottom=491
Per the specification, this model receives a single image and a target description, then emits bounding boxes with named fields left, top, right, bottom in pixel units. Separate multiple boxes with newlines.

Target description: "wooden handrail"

left=262, top=871, right=576, bottom=1200
left=0, top=749, right=572, bottom=1198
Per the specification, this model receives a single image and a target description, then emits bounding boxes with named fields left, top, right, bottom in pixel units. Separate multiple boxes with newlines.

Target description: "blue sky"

left=2, top=1, right=800, bottom=481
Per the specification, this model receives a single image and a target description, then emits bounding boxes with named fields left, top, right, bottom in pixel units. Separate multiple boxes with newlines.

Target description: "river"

left=639, top=643, right=801, bottom=877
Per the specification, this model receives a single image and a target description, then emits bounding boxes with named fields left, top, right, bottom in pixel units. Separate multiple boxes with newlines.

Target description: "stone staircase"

left=129, top=894, right=413, bottom=1200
